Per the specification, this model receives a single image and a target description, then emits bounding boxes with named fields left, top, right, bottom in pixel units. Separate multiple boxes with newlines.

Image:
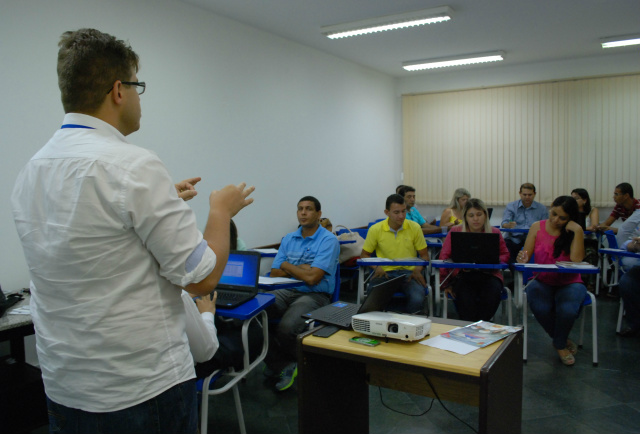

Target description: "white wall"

left=0, top=0, right=400, bottom=291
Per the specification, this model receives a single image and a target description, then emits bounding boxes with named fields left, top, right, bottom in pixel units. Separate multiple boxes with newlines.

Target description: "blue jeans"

left=526, top=280, right=586, bottom=350
left=46, top=379, right=198, bottom=434
left=369, top=269, right=426, bottom=314
left=619, top=266, right=640, bottom=330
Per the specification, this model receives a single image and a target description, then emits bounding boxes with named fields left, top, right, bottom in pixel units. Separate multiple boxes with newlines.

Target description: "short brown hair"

left=57, top=29, right=139, bottom=113
left=519, top=183, right=536, bottom=193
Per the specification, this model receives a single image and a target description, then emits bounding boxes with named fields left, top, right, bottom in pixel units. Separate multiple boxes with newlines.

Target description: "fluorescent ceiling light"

left=403, top=51, right=505, bottom=71
left=601, top=34, right=640, bottom=48
left=322, top=6, right=453, bottom=39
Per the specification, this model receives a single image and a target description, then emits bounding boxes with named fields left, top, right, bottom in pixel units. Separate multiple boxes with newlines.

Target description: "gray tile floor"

left=30, top=284, right=640, bottom=434
left=201, top=284, right=640, bottom=434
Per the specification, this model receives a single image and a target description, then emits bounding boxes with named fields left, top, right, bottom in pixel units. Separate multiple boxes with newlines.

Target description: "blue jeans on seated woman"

left=526, top=280, right=586, bottom=350
left=368, top=269, right=426, bottom=314
left=46, top=379, right=198, bottom=434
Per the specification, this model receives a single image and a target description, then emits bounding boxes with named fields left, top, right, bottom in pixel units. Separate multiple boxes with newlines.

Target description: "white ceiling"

left=181, top=0, right=640, bottom=78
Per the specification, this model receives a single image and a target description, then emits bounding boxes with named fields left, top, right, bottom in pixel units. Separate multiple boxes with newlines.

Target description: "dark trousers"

left=265, top=290, right=330, bottom=371
left=194, top=317, right=264, bottom=379
left=46, top=379, right=198, bottom=434
left=620, top=266, right=640, bottom=330
left=452, top=271, right=503, bottom=322
left=505, top=238, right=525, bottom=263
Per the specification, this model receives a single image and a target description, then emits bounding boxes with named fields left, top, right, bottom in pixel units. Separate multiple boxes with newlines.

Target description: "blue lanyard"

left=61, top=124, right=95, bottom=129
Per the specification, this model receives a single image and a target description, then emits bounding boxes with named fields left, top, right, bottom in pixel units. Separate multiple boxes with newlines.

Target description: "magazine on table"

left=440, top=321, right=522, bottom=348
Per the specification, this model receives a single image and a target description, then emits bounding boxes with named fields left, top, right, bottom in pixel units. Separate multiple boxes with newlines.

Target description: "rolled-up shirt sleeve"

left=122, top=154, right=216, bottom=287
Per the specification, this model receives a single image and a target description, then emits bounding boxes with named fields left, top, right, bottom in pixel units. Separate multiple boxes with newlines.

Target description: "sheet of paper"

left=253, top=248, right=279, bottom=254
left=421, top=334, right=478, bottom=355
left=520, top=263, right=557, bottom=269
left=258, top=276, right=302, bottom=285
left=358, top=257, right=393, bottom=263
left=10, top=306, right=31, bottom=315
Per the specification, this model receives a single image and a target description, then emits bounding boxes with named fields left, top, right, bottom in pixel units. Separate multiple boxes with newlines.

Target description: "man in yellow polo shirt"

left=360, top=194, right=430, bottom=314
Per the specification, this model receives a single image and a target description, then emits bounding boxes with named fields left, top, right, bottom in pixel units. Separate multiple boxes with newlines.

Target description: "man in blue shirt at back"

left=399, top=186, right=441, bottom=235
left=501, top=183, right=548, bottom=262
left=265, top=196, right=339, bottom=391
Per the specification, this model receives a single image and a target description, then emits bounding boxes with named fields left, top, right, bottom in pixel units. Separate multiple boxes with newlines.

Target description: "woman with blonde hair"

left=440, top=188, right=471, bottom=229
left=439, top=198, right=510, bottom=321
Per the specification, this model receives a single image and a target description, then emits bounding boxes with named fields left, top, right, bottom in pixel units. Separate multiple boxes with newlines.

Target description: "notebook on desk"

left=301, top=274, right=404, bottom=328
left=214, top=250, right=261, bottom=309
left=451, top=232, right=500, bottom=264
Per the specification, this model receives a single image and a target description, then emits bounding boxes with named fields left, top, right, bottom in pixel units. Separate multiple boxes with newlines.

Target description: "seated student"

left=571, top=188, right=599, bottom=291
left=440, top=188, right=471, bottom=229
left=597, top=182, right=640, bottom=234
left=183, top=291, right=264, bottom=379
left=618, top=234, right=640, bottom=337
left=361, top=194, right=430, bottom=314
left=501, top=183, right=549, bottom=262
left=230, top=219, right=247, bottom=250
left=517, top=196, right=586, bottom=366
left=265, top=196, right=340, bottom=391
left=399, top=185, right=441, bottom=234
left=181, top=221, right=263, bottom=379
left=438, top=198, right=510, bottom=322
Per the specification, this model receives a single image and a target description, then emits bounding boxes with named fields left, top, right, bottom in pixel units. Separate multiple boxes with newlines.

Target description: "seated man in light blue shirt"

left=618, top=229, right=640, bottom=337
left=399, top=185, right=441, bottom=235
left=265, top=196, right=340, bottom=391
left=501, top=183, right=549, bottom=262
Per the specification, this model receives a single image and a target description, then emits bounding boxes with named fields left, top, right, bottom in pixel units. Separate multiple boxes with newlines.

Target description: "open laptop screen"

left=218, top=251, right=260, bottom=288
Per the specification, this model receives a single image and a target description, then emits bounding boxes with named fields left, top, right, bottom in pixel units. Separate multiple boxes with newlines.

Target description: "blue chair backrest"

left=604, top=230, right=618, bottom=249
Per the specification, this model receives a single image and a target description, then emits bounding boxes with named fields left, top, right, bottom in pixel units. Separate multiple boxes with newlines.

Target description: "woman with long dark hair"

left=517, top=196, right=586, bottom=366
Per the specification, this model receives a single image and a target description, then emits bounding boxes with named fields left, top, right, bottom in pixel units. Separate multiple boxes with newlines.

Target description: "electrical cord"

left=422, top=374, right=479, bottom=433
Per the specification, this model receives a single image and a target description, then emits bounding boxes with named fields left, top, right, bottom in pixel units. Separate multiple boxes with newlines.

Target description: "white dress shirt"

left=11, top=113, right=216, bottom=412
left=181, top=290, right=219, bottom=363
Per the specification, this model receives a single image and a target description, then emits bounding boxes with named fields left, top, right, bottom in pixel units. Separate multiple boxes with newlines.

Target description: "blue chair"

left=198, top=293, right=274, bottom=434
left=599, top=230, right=622, bottom=296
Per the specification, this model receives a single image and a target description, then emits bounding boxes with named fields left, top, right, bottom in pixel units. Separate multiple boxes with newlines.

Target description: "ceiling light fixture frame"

left=322, top=6, right=453, bottom=39
left=402, top=51, right=505, bottom=72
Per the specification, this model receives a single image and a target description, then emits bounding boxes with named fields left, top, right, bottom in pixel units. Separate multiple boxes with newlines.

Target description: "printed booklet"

left=441, top=321, right=522, bottom=348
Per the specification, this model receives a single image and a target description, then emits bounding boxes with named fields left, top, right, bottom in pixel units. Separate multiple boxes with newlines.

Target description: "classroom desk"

left=511, top=263, right=600, bottom=310
left=297, top=319, right=523, bottom=434
left=0, top=295, right=48, bottom=434
left=355, top=258, right=429, bottom=304
left=430, top=260, right=509, bottom=317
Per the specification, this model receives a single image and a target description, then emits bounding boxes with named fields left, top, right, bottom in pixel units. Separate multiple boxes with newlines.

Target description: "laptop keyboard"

left=326, top=306, right=359, bottom=322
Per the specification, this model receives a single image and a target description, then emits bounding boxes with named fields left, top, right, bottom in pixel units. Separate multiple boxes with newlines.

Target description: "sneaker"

left=275, top=362, right=297, bottom=391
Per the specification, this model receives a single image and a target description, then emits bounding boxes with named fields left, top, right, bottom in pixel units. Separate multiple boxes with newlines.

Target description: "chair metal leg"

left=523, top=294, right=528, bottom=363
left=232, top=384, right=247, bottom=434
left=617, top=299, right=625, bottom=333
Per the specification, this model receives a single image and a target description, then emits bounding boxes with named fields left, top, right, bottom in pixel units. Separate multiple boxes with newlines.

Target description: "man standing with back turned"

left=11, top=29, right=254, bottom=434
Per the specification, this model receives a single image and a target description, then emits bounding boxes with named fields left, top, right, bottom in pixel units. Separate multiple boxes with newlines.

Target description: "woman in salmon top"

left=517, top=196, right=586, bottom=366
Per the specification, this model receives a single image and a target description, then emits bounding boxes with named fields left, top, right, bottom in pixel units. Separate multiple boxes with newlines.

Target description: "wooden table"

left=297, top=319, right=523, bottom=434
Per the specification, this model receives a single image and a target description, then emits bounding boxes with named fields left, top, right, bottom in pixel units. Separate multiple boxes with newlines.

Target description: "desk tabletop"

left=599, top=248, right=640, bottom=259
left=430, top=260, right=508, bottom=270
left=0, top=295, right=32, bottom=333
left=217, top=293, right=275, bottom=319
left=356, top=258, right=429, bottom=267
left=512, top=263, right=600, bottom=274
left=303, top=322, right=503, bottom=377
